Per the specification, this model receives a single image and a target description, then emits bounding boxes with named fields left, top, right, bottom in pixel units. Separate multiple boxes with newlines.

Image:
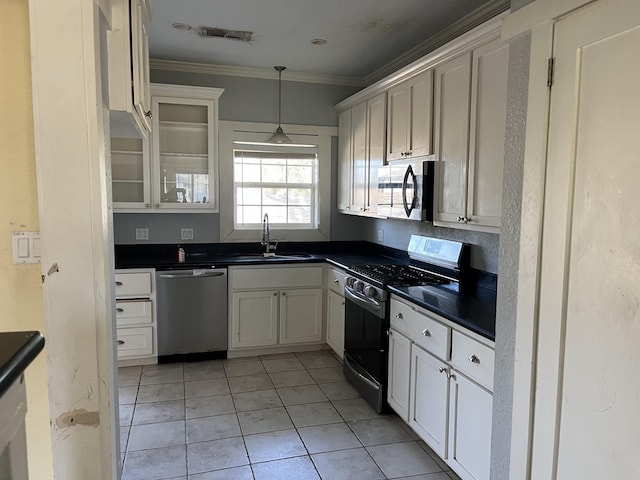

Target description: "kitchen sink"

left=231, top=252, right=313, bottom=260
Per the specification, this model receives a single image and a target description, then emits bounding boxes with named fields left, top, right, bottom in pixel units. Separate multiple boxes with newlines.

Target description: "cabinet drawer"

left=116, top=300, right=152, bottom=327
left=451, top=330, right=494, bottom=391
left=116, top=326, right=153, bottom=358
left=115, top=272, right=152, bottom=297
left=328, top=267, right=348, bottom=295
left=390, top=298, right=450, bottom=360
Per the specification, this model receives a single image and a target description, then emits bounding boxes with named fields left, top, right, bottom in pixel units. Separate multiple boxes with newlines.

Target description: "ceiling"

left=147, top=0, right=509, bottom=85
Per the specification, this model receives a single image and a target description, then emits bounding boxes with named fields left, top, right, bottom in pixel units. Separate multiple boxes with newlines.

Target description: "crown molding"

left=150, top=59, right=366, bottom=87
left=363, top=0, right=510, bottom=85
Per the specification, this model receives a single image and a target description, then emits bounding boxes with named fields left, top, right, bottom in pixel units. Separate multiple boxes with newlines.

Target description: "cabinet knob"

left=395, top=312, right=403, bottom=319
left=457, top=216, right=465, bottom=222
left=341, top=301, right=345, bottom=306
left=405, top=151, right=412, bottom=156
left=422, top=329, right=431, bottom=337
left=273, top=292, right=278, bottom=296
left=144, top=110, right=152, bottom=119
left=154, top=204, right=160, bottom=208
left=144, top=203, right=150, bottom=208
left=469, top=354, right=480, bottom=364
left=438, top=367, right=446, bottom=374
left=333, top=279, right=340, bottom=284
left=386, top=330, right=391, bottom=336
left=116, top=308, right=124, bottom=313
left=115, top=281, right=123, bottom=286
left=117, top=340, right=125, bottom=345
left=281, top=292, right=286, bottom=296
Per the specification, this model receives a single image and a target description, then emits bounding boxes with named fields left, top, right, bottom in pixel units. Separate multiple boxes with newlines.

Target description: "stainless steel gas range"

left=342, top=235, right=469, bottom=413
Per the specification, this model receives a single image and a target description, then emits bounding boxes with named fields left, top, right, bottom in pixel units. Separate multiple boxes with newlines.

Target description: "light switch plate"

left=181, top=228, right=194, bottom=240
left=135, top=228, right=149, bottom=240
left=12, top=231, right=41, bottom=264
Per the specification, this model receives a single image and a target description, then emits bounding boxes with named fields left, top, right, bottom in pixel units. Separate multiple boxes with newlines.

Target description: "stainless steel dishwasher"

left=156, top=268, right=228, bottom=360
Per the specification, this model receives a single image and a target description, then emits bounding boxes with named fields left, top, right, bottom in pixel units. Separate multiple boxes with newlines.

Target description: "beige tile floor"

left=118, top=350, right=462, bottom=480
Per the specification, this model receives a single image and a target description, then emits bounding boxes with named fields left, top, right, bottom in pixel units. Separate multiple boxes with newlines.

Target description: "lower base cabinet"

left=229, top=266, right=324, bottom=352
left=448, top=371, right=493, bottom=480
left=388, top=296, right=494, bottom=480
left=326, top=290, right=345, bottom=358
left=409, top=344, right=449, bottom=459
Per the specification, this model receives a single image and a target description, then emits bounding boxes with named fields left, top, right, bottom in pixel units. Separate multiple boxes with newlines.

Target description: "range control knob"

left=354, top=280, right=364, bottom=292
left=363, top=286, right=377, bottom=298
left=345, top=277, right=356, bottom=288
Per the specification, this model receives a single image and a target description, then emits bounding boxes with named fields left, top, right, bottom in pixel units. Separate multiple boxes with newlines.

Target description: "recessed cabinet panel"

left=279, top=288, right=323, bottom=344
left=350, top=102, right=368, bottom=213
left=434, top=53, right=472, bottom=224
left=326, top=290, right=345, bottom=359
left=467, top=40, right=509, bottom=229
left=387, top=328, right=412, bottom=421
left=231, top=290, right=279, bottom=348
left=337, top=109, right=352, bottom=211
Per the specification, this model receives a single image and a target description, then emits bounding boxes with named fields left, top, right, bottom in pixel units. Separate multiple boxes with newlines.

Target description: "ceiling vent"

left=197, top=26, right=253, bottom=43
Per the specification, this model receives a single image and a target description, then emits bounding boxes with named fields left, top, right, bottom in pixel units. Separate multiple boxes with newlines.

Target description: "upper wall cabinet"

left=108, top=0, right=152, bottom=136
left=386, top=70, right=434, bottom=161
left=433, top=38, right=509, bottom=233
left=111, top=83, right=224, bottom=212
left=337, top=93, right=387, bottom=217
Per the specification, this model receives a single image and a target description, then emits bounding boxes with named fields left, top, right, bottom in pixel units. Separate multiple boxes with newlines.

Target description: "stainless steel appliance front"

left=156, top=268, right=228, bottom=360
left=377, top=160, right=434, bottom=221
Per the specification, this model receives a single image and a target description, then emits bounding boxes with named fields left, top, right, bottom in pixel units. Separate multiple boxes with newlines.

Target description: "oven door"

left=343, top=294, right=389, bottom=412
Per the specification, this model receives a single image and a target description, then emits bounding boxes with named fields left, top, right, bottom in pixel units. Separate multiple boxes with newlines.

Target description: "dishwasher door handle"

left=157, top=271, right=226, bottom=279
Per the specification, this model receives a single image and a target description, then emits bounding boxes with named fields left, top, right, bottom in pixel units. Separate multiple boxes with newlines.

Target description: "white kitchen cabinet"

left=279, top=288, right=323, bottom=344
left=228, top=265, right=324, bottom=353
left=387, top=328, right=412, bottom=421
left=410, top=344, right=449, bottom=459
left=108, top=0, right=152, bottom=136
left=387, top=70, right=434, bottom=161
left=326, top=266, right=347, bottom=359
left=433, top=38, right=508, bottom=233
left=448, top=371, right=493, bottom=480
left=112, top=83, right=224, bottom=212
left=115, top=269, right=157, bottom=366
left=389, top=295, right=493, bottom=480
left=231, top=290, right=279, bottom=348
left=337, top=93, right=386, bottom=217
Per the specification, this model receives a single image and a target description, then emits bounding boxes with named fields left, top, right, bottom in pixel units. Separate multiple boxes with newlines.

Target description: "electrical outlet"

left=181, top=228, right=194, bottom=240
left=135, top=228, right=149, bottom=241
left=377, top=229, right=384, bottom=242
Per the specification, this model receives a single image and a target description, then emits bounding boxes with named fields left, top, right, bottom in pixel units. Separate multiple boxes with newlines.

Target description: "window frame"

left=219, top=121, right=335, bottom=242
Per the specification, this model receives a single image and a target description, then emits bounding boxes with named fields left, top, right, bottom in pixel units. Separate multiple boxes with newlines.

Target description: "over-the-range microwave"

left=377, top=160, right=435, bottom=221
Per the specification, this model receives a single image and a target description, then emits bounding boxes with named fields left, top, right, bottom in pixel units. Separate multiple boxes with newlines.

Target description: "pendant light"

left=267, top=66, right=292, bottom=144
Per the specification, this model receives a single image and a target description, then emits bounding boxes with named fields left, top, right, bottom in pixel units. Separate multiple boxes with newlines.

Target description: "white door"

left=448, top=372, right=492, bottom=480
left=231, top=290, right=278, bottom=348
left=279, top=288, right=323, bottom=344
left=387, top=328, right=412, bottom=421
left=532, top=1, right=640, bottom=478
left=337, top=109, right=352, bottom=211
left=350, top=102, right=368, bottom=213
left=409, top=345, right=449, bottom=458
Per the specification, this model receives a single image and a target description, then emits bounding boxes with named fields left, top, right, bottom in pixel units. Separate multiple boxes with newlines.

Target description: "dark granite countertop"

left=388, top=281, right=496, bottom=341
left=0, top=331, right=45, bottom=397
left=115, top=241, right=496, bottom=340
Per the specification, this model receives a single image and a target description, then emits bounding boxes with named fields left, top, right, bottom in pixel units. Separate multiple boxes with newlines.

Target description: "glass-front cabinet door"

left=152, top=92, right=217, bottom=211
left=111, top=136, right=151, bottom=208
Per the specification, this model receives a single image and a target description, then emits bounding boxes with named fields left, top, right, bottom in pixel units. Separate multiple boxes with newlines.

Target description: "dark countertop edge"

left=388, top=286, right=496, bottom=342
left=0, top=331, right=45, bottom=398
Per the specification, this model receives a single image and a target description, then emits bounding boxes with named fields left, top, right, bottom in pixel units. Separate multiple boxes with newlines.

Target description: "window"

left=219, top=121, right=335, bottom=242
left=233, top=147, right=318, bottom=229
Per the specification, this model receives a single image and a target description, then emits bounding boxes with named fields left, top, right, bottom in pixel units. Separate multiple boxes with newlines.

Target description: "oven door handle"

left=344, top=355, right=381, bottom=391
left=344, top=286, right=382, bottom=313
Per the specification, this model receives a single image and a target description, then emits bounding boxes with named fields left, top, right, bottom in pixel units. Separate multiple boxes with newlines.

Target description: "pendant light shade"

left=268, top=66, right=292, bottom=144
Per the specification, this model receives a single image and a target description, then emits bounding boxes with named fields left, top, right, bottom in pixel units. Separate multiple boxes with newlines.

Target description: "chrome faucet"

left=261, top=213, right=278, bottom=255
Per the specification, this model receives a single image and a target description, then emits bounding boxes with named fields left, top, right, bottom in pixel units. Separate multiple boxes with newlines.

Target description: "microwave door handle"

left=402, top=165, right=417, bottom=217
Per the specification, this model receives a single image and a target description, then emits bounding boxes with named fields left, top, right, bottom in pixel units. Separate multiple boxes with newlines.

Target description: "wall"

left=113, top=70, right=362, bottom=244
left=0, top=1, right=54, bottom=478
left=490, top=31, right=532, bottom=480
left=358, top=217, right=500, bottom=273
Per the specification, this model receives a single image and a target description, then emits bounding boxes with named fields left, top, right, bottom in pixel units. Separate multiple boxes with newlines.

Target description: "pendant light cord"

left=275, top=66, right=285, bottom=128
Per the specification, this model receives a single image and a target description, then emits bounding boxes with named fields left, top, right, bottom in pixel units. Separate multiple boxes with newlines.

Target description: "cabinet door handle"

left=469, top=354, right=480, bottom=364
left=115, top=281, right=123, bottom=286
left=395, top=312, right=403, bottom=319
left=422, top=329, right=431, bottom=337
left=116, top=308, right=124, bottom=313
left=117, top=340, right=125, bottom=345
